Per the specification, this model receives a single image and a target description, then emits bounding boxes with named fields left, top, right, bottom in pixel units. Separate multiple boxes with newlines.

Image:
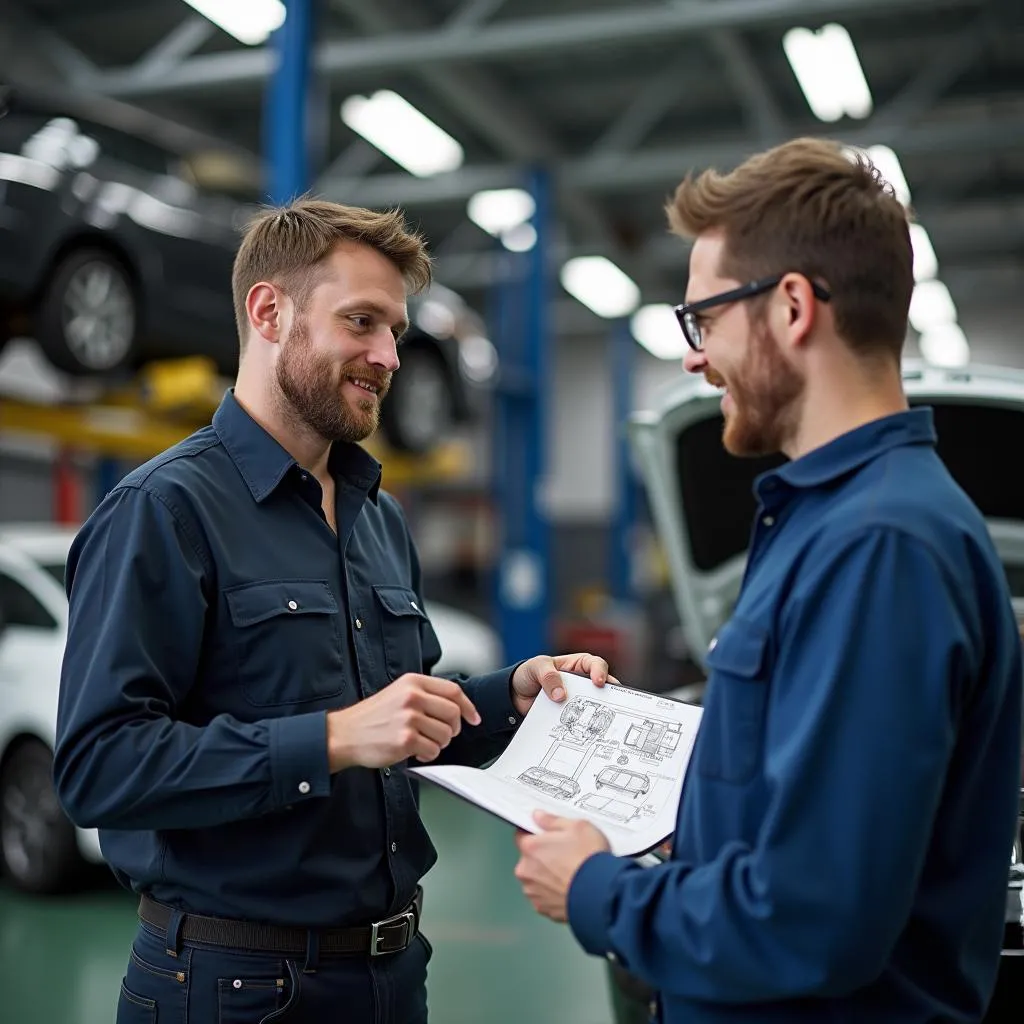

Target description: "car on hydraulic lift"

left=624, top=360, right=1024, bottom=1021
left=0, top=522, right=503, bottom=895
left=0, top=83, right=497, bottom=453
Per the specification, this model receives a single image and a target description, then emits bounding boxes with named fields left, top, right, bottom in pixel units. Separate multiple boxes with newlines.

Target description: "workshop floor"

left=0, top=786, right=616, bottom=1024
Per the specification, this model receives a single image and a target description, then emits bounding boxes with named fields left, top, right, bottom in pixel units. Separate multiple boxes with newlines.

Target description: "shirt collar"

left=213, top=389, right=382, bottom=504
left=757, top=407, right=937, bottom=499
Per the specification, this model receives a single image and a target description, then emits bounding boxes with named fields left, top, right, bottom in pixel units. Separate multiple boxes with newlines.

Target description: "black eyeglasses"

left=674, top=274, right=832, bottom=352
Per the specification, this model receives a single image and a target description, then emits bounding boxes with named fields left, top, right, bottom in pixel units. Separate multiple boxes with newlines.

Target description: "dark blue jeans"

left=116, top=918, right=432, bottom=1024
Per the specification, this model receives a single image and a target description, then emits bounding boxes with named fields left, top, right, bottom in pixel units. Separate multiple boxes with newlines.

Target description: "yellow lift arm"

left=0, top=357, right=472, bottom=485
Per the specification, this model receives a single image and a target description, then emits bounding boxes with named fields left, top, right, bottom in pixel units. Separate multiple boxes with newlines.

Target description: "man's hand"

left=514, top=811, right=611, bottom=922
left=511, top=653, right=616, bottom=717
left=326, top=674, right=480, bottom=771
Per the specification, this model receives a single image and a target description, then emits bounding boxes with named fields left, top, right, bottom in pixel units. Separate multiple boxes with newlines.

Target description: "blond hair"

left=667, top=137, right=914, bottom=359
left=231, top=197, right=432, bottom=352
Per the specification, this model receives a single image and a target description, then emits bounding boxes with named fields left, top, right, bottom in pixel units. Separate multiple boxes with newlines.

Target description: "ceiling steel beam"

left=328, top=0, right=634, bottom=261
left=317, top=107, right=1024, bottom=207
left=87, top=0, right=979, bottom=98
left=128, top=15, right=215, bottom=80
left=434, top=197, right=1024, bottom=290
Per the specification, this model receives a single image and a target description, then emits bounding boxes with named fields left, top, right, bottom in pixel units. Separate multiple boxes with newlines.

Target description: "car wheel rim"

left=61, top=261, right=135, bottom=369
left=1, top=759, right=63, bottom=884
left=396, top=358, right=450, bottom=448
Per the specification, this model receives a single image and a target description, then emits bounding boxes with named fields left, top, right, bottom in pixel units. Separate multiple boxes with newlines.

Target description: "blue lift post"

left=90, top=2, right=316, bottom=515
left=610, top=318, right=637, bottom=604
left=491, top=168, right=552, bottom=664
left=266, top=0, right=316, bottom=205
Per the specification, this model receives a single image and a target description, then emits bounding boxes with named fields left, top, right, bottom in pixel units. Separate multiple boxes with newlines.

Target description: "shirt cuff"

left=567, top=851, right=632, bottom=958
left=268, top=711, right=331, bottom=808
left=464, top=665, right=523, bottom=735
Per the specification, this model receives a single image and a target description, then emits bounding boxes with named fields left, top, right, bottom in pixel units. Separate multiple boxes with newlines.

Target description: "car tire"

left=380, top=344, right=455, bottom=454
left=35, top=247, right=138, bottom=375
left=0, top=739, right=83, bottom=894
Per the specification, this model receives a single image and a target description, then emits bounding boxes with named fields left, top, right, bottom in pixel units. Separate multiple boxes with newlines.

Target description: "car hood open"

left=628, top=360, right=1024, bottom=670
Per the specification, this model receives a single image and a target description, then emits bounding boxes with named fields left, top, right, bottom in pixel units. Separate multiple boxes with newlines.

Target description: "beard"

left=711, top=315, right=803, bottom=457
left=276, top=316, right=391, bottom=444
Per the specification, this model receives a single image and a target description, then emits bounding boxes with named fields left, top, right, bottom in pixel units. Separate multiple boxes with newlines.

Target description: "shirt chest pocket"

left=696, top=619, right=771, bottom=784
left=373, top=585, right=428, bottom=682
left=224, top=579, right=345, bottom=707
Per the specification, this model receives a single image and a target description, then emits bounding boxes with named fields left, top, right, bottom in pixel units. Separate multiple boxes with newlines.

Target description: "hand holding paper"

left=514, top=811, right=611, bottom=922
left=408, top=672, right=703, bottom=857
left=509, top=652, right=616, bottom=716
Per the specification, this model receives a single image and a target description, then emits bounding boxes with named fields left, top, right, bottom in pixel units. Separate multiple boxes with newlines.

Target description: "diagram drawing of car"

left=594, top=766, right=650, bottom=797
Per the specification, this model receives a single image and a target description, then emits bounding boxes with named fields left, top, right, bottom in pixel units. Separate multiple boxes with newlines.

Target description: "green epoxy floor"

left=0, top=786, right=615, bottom=1024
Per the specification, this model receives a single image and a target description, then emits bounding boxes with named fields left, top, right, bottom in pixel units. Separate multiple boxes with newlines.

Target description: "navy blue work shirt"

left=569, top=409, right=1023, bottom=1022
left=54, top=389, right=522, bottom=927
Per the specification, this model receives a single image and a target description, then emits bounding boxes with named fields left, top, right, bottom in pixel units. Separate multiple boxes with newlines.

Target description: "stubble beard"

left=719, top=316, right=803, bottom=458
left=276, top=316, right=390, bottom=444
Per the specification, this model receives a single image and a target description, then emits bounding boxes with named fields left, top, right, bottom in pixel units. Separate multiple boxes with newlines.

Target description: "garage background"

left=0, top=1, right=1021, bottom=1022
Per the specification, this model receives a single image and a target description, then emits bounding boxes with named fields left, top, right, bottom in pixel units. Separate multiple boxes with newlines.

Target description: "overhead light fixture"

left=467, top=188, right=538, bottom=251
left=909, top=280, right=957, bottom=333
left=467, top=189, right=535, bottom=236
left=919, top=322, right=970, bottom=368
left=500, top=223, right=538, bottom=252
left=866, top=145, right=912, bottom=206
left=783, top=23, right=873, bottom=122
left=909, top=224, right=938, bottom=282
left=630, top=304, right=686, bottom=360
left=182, top=0, right=285, bottom=46
left=340, top=91, right=463, bottom=177
left=560, top=257, right=641, bottom=319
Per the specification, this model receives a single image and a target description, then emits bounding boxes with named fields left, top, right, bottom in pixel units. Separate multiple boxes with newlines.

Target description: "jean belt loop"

left=302, top=928, right=320, bottom=974
left=164, top=908, right=186, bottom=958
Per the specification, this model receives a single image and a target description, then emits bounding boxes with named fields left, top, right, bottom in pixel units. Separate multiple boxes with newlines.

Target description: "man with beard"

left=513, top=138, right=1022, bottom=1023
left=54, top=199, right=612, bottom=1024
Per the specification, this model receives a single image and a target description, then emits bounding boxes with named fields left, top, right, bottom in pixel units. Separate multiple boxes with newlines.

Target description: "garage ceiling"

left=3, top=0, right=1023, bottom=344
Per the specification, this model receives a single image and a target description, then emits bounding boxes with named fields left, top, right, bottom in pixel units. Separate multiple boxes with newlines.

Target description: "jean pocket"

left=696, top=617, right=770, bottom=784
left=117, top=980, right=156, bottom=1024
left=217, top=973, right=288, bottom=1024
left=224, top=579, right=345, bottom=706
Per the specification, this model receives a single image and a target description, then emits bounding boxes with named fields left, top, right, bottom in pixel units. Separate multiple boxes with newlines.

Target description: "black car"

left=0, top=84, right=495, bottom=453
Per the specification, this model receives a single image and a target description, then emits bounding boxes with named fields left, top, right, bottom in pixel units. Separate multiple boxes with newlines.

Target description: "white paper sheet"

left=408, top=672, right=703, bottom=857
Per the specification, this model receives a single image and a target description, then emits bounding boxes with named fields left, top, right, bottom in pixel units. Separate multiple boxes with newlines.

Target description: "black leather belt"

left=138, top=888, right=423, bottom=957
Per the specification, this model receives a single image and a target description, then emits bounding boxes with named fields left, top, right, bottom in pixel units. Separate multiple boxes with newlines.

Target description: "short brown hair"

left=231, top=197, right=432, bottom=351
left=666, top=137, right=914, bottom=360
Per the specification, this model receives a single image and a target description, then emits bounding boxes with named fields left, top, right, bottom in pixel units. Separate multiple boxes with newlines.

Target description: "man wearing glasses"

left=513, top=137, right=1023, bottom=1023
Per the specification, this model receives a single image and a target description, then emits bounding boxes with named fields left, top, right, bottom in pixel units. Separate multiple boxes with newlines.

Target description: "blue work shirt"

left=54, top=390, right=522, bottom=927
left=569, top=408, right=1023, bottom=1022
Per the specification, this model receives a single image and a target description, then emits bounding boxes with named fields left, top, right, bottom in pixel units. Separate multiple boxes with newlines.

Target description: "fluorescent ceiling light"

left=560, top=257, right=640, bottom=319
left=783, top=23, right=873, bottom=122
left=340, top=91, right=463, bottom=177
left=909, top=280, right=957, bottom=333
left=501, top=223, right=537, bottom=252
left=909, top=224, right=938, bottom=282
left=866, top=145, right=911, bottom=206
left=467, top=189, right=535, bottom=236
left=919, top=322, right=970, bottom=368
left=182, top=0, right=285, bottom=46
left=630, top=304, right=686, bottom=360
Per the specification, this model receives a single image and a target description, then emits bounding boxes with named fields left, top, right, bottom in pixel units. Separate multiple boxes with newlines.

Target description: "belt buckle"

left=370, top=909, right=416, bottom=956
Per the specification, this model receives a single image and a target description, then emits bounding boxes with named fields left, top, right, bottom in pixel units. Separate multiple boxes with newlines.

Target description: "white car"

left=0, top=522, right=502, bottom=894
